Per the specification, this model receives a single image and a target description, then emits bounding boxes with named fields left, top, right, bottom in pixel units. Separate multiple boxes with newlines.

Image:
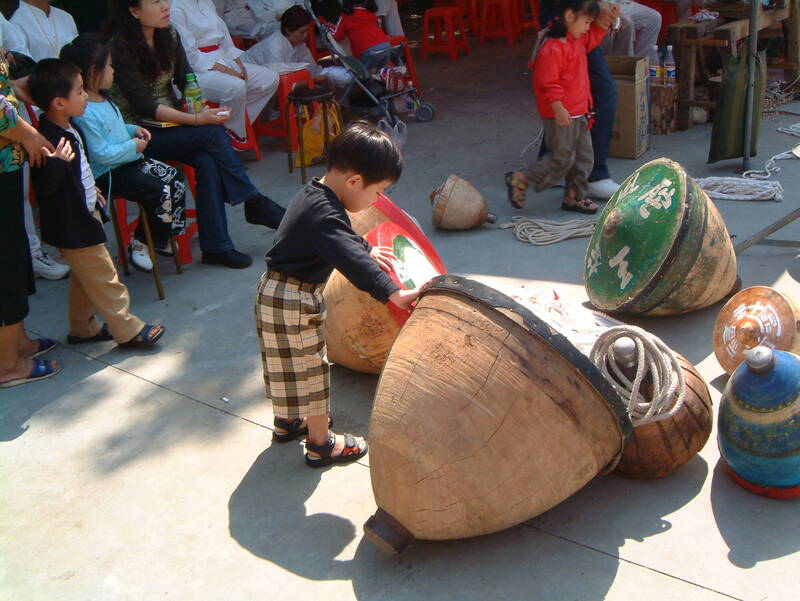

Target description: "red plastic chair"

left=252, top=70, right=315, bottom=170
left=111, top=196, right=183, bottom=300
left=206, top=102, right=262, bottom=161
left=166, top=162, right=199, bottom=266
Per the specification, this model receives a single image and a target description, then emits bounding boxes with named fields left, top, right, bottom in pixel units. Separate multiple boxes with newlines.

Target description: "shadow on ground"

left=709, top=460, right=800, bottom=569
left=228, top=446, right=709, bottom=600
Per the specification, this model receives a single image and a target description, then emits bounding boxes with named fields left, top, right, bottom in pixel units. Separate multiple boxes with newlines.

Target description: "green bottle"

left=184, top=73, right=204, bottom=115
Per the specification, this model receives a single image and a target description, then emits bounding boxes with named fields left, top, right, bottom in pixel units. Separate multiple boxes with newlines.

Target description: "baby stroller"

left=304, top=1, right=436, bottom=125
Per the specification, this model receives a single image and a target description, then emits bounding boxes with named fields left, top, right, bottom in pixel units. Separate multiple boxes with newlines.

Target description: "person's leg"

left=565, top=118, right=596, bottom=208
left=376, top=0, right=405, bottom=36
left=241, top=62, right=279, bottom=124
left=527, top=119, right=578, bottom=193
left=600, top=15, right=635, bottom=56
left=587, top=47, right=616, bottom=187
left=59, top=244, right=146, bottom=344
left=622, top=2, right=662, bottom=56
left=196, top=69, right=249, bottom=139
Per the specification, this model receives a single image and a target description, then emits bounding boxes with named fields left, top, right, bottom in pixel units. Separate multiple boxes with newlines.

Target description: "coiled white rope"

left=696, top=176, right=784, bottom=201
left=590, top=326, right=686, bottom=426
left=499, top=216, right=598, bottom=246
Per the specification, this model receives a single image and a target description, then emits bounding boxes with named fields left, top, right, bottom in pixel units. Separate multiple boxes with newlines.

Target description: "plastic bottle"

left=648, top=45, right=661, bottom=84
left=664, top=45, right=677, bottom=85
left=184, top=73, right=204, bottom=115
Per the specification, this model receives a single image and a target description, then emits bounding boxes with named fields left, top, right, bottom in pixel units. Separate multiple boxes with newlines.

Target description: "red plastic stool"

left=252, top=70, right=315, bottom=172
left=166, top=162, right=199, bottom=266
left=110, top=197, right=182, bottom=300
left=434, top=0, right=480, bottom=35
left=388, top=35, right=420, bottom=90
left=421, top=7, right=470, bottom=61
left=480, top=0, right=521, bottom=46
left=518, top=0, right=540, bottom=32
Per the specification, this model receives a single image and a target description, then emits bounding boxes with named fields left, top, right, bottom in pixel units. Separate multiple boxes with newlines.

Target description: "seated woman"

left=243, top=6, right=351, bottom=88
left=106, top=0, right=285, bottom=269
left=170, top=0, right=280, bottom=149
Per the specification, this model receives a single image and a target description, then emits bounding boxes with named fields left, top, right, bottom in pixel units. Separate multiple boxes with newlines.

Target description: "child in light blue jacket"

left=61, top=34, right=186, bottom=273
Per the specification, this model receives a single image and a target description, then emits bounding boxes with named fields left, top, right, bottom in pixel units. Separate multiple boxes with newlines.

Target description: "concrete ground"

left=2, top=27, right=799, bottom=601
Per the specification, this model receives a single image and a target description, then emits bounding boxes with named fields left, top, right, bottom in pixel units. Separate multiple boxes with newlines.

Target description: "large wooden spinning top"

left=364, top=276, right=632, bottom=554
left=713, top=286, right=800, bottom=375
left=323, top=221, right=444, bottom=373
left=429, top=175, right=497, bottom=230
left=584, top=158, right=738, bottom=316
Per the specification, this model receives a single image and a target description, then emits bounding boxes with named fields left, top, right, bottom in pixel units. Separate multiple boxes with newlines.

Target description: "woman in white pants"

left=170, top=0, right=279, bottom=148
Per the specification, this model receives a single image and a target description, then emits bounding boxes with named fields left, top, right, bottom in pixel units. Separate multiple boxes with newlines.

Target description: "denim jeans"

left=586, top=47, right=616, bottom=182
left=144, top=124, right=259, bottom=253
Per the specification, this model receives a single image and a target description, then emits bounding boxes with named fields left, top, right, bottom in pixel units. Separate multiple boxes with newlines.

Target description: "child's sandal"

left=272, top=416, right=333, bottom=443
left=305, top=431, right=368, bottom=468
left=504, top=171, right=527, bottom=209
left=561, top=197, right=598, bottom=214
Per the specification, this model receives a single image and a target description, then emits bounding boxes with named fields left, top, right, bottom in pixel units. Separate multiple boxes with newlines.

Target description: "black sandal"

left=305, top=431, right=368, bottom=468
left=272, top=416, right=333, bottom=443
left=119, top=324, right=164, bottom=348
left=561, top=197, right=598, bottom=214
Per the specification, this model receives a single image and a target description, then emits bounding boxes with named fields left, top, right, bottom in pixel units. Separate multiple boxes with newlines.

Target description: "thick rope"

left=590, top=326, right=686, bottom=426
left=695, top=177, right=784, bottom=201
left=499, top=216, right=598, bottom=246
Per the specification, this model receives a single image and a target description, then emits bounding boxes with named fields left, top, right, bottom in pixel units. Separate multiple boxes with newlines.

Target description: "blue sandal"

left=30, top=338, right=57, bottom=358
left=0, top=359, right=62, bottom=389
left=119, top=324, right=164, bottom=348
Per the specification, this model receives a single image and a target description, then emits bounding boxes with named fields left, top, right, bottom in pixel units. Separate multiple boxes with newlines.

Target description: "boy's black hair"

left=327, top=121, right=402, bottom=185
left=60, top=34, right=112, bottom=93
left=281, top=6, right=312, bottom=35
left=547, top=0, right=600, bottom=39
left=342, top=0, right=378, bottom=15
left=29, top=58, right=82, bottom=112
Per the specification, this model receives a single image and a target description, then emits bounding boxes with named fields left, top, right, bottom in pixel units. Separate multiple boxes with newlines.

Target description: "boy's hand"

left=21, top=131, right=54, bottom=168
left=370, top=245, right=395, bottom=272
left=134, top=127, right=152, bottom=142
left=42, top=137, right=75, bottom=163
left=134, top=136, right=149, bottom=153
left=95, top=186, right=107, bottom=208
left=389, top=288, right=420, bottom=311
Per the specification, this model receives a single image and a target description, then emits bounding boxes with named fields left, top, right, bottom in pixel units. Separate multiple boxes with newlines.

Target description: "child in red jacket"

left=331, top=0, right=392, bottom=70
left=506, top=0, right=618, bottom=214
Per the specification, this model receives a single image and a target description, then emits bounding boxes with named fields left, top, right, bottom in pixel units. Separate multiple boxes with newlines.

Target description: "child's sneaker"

left=128, top=240, right=153, bottom=272
left=32, top=249, right=70, bottom=280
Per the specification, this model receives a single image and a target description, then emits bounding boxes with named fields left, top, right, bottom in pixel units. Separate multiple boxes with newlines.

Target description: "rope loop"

left=590, top=325, right=686, bottom=426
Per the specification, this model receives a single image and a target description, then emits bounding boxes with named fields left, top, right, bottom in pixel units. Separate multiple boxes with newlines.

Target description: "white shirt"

left=170, top=0, right=243, bottom=72
left=10, top=2, right=78, bottom=61
left=260, top=29, right=316, bottom=71
left=211, top=0, right=260, bottom=38
left=0, top=13, right=31, bottom=57
left=68, top=126, right=99, bottom=213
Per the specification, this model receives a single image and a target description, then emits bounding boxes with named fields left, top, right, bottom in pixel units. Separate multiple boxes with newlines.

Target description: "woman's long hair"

left=547, top=0, right=600, bottom=39
left=103, top=0, right=176, bottom=82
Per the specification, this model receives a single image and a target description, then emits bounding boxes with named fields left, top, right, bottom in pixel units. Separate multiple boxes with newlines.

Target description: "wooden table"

left=668, top=2, right=798, bottom=130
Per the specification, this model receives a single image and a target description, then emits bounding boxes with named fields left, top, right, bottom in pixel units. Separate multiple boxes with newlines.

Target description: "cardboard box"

left=606, top=56, right=650, bottom=159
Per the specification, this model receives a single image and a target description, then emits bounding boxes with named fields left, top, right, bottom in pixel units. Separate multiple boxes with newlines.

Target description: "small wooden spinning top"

left=429, top=175, right=497, bottom=230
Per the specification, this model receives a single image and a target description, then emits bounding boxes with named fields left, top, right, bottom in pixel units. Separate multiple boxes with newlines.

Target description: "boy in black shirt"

left=256, top=122, right=418, bottom=467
